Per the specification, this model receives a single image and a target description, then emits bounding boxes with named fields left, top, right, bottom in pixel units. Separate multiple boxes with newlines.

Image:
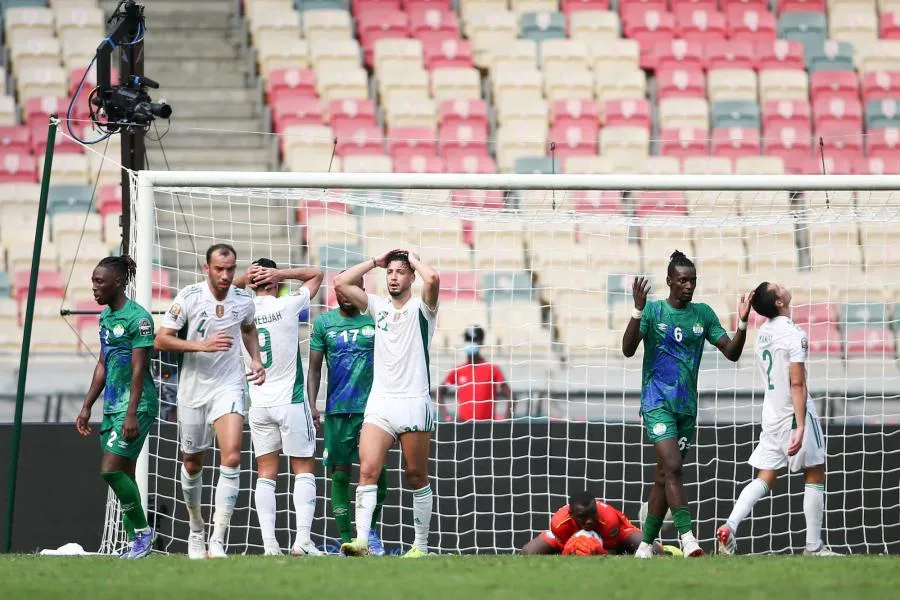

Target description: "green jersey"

left=99, top=299, right=158, bottom=415
left=639, top=299, right=726, bottom=416
left=310, top=309, right=375, bottom=414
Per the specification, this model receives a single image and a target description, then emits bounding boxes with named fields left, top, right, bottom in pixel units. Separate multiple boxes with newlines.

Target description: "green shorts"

left=643, top=407, right=696, bottom=457
left=99, top=411, right=155, bottom=461
left=323, top=412, right=365, bottom=467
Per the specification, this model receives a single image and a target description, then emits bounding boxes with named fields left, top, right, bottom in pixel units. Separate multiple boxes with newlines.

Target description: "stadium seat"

left=859, top=222, right=900, bottom=269
left=807, top=223, right=863, bottom=269
left=481, top=271, right=533, bottom=303
left=571, top=188, right=623, bottom=212
left=756, top=39, right=806, bottom=71
left=550, top=99, right=598, bottom=129
left=594, top=69, right=647, bottom=112
left=393, top=153, right=445, bottom=173
left=466, top=10, right=520, bottom=68
left=9, top=36, right=62, bottom=71
left=540, top=39, right=590, bottom=71
left=763, top=125, right=813, bottom=170
left=853, top=156, right=900, bottom=174
left=488, top=38, right=538, bottom=72
left=16, top=67, right=67, bottom=101
left=430, top=67, right=480, bottom=100
left=882, top=11, right=900, bottom=39
left=817, top=122, right=864, bottom=163
left=653, top=38, right=704, bottom=72
left=495, top=96, right=548, bottom=132
left=623, top=9, right=676, bottom=68
left=373, top=38, right=424, bottom=75
left=745, top=225, right=798, bottom=271
left=316, top=67, right=369, bottom=101
left=866, top=128, right=900, bottom=161
left=302, top=8, right=353, bottom=40
left=519, top=11, right=567, bottom=41
left=514, top=156, right=562, bottom=174
left=333, top=125, right=385, bottom=157
left=683, top=155, right=733, bottom=173
left=805, top=40, right=854, bottom=73
left=543, top=69, right=593, bottom=101
left=267, top=69, right=317, bottom=104
left=675, top=7, right=726, bottom=44
left=866, top=99, right=900, bottom=129
left=386, top=126, right=437, bottom=159
left=511, top=0, right=559, bottom=16
left=496, top=124, right=548, bottom=173
left=561, top=0, right=611, bottom=13
left=660, top=98, right=710, bottom=130
left=53, top=212, right=103, bottom=248
left=272, top=97, right=325, bottom=131
left=735, top=155, right=785, bottom=174
left=711, top=127, right=761, bottom=160
left=3, top=7, right=55, bottom=43
left=855, top=40, right=900, bottom=73
left=763, top=99, right=812, bottom=132
left=656, top=68, right=706, bottom=100
left=727, top=8, right=776, bottom=44
left=492, top=68, right=543, bottom=106
left=777, top=12, right=827, bottom=52
left=440, top=122, right=489, bottom=158
left=777, top=0, right=826, bottom=12
left=424, top=39, right=474, bottom=69
left=0, top=127, right=31, bottom=154
left=861, top=71, right=900, bottom=103
left=603, top=99, right=651, bottom=129
left=635, top=192, right=688, bottom=217
left=568, top=10, right=619, bottom=40
left=804, top=321, right=843, bottom=356
left=438, top=99, right=489, bottom=130
left=809, top=70, right=859, bottom=106
left=813, top=96, right=862, bottom=133
left=0, top=151, right=38, bottom=183
left=548, top=122, right=598, bottom=158
left=0, top=96, right=15, bottom=127
left=827, top=5, right=877, bottom=48
left=844, top=328, right=895, bottom=358
left=705, top=39, right=755, bottom=70
left=385, top=96, right=438, bottom=130
left=759, top=68, right=809, bottom=101
left=47, top=184, right=93, bottom=215
left=308, top=39, right=359, bottom=73
left=599, top=125, right=650, bottom=161
left=707, top=68, right=758, bottom=103
left=659, top=127, right=710, bottom=159
left=712, top=100, right=761, bottom=129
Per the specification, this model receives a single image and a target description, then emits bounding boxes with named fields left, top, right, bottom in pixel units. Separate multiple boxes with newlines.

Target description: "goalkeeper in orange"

left=521, top=491, right=681, bottom=556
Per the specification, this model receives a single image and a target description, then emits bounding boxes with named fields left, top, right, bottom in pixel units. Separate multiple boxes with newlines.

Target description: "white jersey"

left=755, top=316, right=815, bottom=433
left=246, top=290, right=311, bottom=408
left=365, top=293, right=437, bottom=399
left=162, top=282, right=255, bottom=408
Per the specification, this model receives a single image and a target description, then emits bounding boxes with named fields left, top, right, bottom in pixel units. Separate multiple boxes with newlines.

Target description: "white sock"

left=354, top=484, right=378, bottom=542
left=210, top=465, right=240, bottom=544
left=726, top=478, right=770, bottom=534
left=180, top=465, right=204, bottom=533
left=254, top=478, right=277, bottom=547
left=412, top=484, right=433, bottom=552
left=293, top=473, right=316, bottom=548
left=804, top=483, right=825, bottom=551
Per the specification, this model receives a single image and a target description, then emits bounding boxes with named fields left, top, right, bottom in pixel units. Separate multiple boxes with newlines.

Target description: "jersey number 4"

left=761, top=349, right=775, bottom=390
left=258, top=327, right=273, bottom=369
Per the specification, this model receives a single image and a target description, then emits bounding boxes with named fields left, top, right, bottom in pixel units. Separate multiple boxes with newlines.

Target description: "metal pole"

left=3, top=117, right=58, bottom=553
left=119, top=8, right=145, bottom=252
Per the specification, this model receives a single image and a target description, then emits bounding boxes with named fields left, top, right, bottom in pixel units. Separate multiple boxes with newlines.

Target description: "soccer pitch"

left=0, top=555, right=895, bottom=599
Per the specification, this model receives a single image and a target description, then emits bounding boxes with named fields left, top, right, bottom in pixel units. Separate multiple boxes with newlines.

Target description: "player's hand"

left=245, top=265, right=262, bottom=289
left=632, top=276, right=651, bottom=310
left=738, top=290, right=755, bottom=322
left=310, top=403, right=322, bottom=433
left=75, top=406, right=92, bottom=436
left=374, top=249, right=404, bottom=268
left=122, top=412, right=140, bottom=441
left=203, top=331, right=233, bottom=352
left=247, top=359, right=266, bottom=386
left=251, top=266, right=282, bottom=288
left=788, top=425, right=804, bottom=456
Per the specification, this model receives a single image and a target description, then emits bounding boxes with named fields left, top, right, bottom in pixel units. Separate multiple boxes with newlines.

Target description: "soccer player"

left=438, top=326, right=512, bottom=421
left=155, top=244, right=266, bottom=559
left=333, top=249, right=440, bottom=558
left=307, top=276, right=387, bottom=555
left=234, top=259, right=324, bottom=556
left=716, top=282, right=839, bottom=556
left=622, top=250, right=753, bottom=558
left=76, top=255, right=157, bottom=559
left=521, top=491, right=681, bottom=556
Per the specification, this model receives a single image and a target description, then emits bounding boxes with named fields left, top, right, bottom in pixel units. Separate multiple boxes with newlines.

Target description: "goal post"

left=108, top=170, right=900, bottom=556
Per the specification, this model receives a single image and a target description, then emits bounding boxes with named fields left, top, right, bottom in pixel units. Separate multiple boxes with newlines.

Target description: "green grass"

left=0, top=554, right=896, bottom=600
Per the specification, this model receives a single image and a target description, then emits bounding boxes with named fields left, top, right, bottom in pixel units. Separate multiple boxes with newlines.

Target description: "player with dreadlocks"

left=76, top=255, right=159, bottom=559
left=622, top=250, right=753, bottom=558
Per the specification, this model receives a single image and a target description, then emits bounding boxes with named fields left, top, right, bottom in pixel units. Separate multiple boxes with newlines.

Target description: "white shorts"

left=363, top=394, right=436, bottom=441
left=249, top=402, right=316, bottom=458
left=749, top=411, right=826, bottom=472
left=178, top=390, right=245, bottom=455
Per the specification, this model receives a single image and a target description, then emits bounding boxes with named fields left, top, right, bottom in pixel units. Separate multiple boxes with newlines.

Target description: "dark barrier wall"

left=2, top=422, right=898, bottom=554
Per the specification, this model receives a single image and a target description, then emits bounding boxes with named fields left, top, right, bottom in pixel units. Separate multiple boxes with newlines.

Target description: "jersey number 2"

left=258, top=327, right=273, bottom=369
left=762, top=349, right=775, bottom=390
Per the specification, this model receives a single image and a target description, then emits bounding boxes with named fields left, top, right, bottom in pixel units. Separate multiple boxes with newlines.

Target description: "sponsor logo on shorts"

left=168, top=303, right=181, bottom=317
left=692, top=323, right=704, bottom=336
left=360, top=325, right=375, bottom=337
left=216, top=304, right=225, bottom=318
left=652, top=422, right=667, bottom=436
left=112, top=324, right=126, bottom=338
left=138, top=318, right=152, bottom=336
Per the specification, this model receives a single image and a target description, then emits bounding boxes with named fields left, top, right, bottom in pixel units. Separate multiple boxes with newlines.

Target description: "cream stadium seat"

left=302, top=9, right=353, bottom=41
left=379, top=68, right=431, bottom=105
left=488, top=39, right=537, bottom=73
left=431, top=67, right=482, bottom=101
left=40, top=153, right=89, bottom=185
left=683, top=156, right=733, bottom=174
left=467, top=10, right=519, bottom=68
left=855, top=40, right=900, bottom=73
left=492, top=68, right=544, bottom=106
left=460, top=0, right=509, bottom=27
left=829, top=6, right=877, bottom=47
left=643, top=156, right=682, bottom=174
left=569, top=11, right=619, bottom=41
left=564, top=155, right=620, bottom=174
left=599, top=126, right=649, bottom=162
left=307, top=212, right=360, bottom=262
left=435, top=300, right=490, bottom=348
left=257, top=37, right=310, bottom=78
left=544, top=69, right=594, bottom=101
left=494, top=97, right=548, bottom=131
left=309, top=38, right=360, bottom=73
left=316, top=67, right=368, bottom=101
left=510, top=0, right=558, bottom=16
left=759, top=69, right=809, bottom=102
left=374, top=38, right=425, bottom=74
left=87, top=151, right=124, bottom=187
left=540, top=39, right=590, bottom=72
left=589, top=38, right=640, bottom=72
left=385, top=96, right=437, bottom=130
left=247, top=2, right=301, bottom=42
left=744, top=225, right=798, bottom=272
left=807, top=223, right=863, bottom=270
left=595, top=69, right=646, bottom=115
left=659, top=98, right=710, bottom=131
left=496, top=125, right=548, bottom=173
left=735, top=156, right=785, bottom=174
left=8, top=242, right=59, bottom=273
left=707, top=68, right=758, bottom=103
left=9, top=36, right=61, bottom=71
left=53, top=5, right=104, bottom=35
left=58, top=239, right=107, bottom=273
left=282, top=124, right=336, bottom=171
left=474, top=223, right=526, bottom=269
left=60, top=33, right=98, bottom=70
left=3, top=7, right=55, bottom=43
left=584, top=229, right=640, bottom=269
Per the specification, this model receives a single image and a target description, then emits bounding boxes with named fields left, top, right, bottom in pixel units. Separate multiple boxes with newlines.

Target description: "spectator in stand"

left=438, top=326, right=512, bottom=422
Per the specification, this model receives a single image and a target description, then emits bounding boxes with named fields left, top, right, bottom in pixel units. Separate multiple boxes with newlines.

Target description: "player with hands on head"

left=234, top=259, right=324, bottom=556
left=716, top=282, right=839, bottom=556
left=155, top=243, right=266, bottom=559
left=622, top=250, right=753, bottom=558
left=76, top=255, right=158, bottom=559
left=333, top=249, right=440, bottom=558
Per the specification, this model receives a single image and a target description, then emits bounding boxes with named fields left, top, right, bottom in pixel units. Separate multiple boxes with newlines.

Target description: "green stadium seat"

left=295, top=0, right=348, bottom=11
left=513, top=156, right=561, bottom=174
left=777, top=13, right=827, bottom=52
left=0, top=0, right=49, bottom=8
left=317, top=243, right=365, bottom=270
left=520, top=12, right=566, bottom=42
left=0, top=271, right=10, bottom=298
left=712, top=101, right=761, bottom=129
left=47, top=185, right=94, bottom=214
left=481, top=271, right=534, bottom=304
left=842, top=302, right=890, bottom=328
left=866, top=99, right=900, bottom=130
left=806, top=41, right=854, bottom=73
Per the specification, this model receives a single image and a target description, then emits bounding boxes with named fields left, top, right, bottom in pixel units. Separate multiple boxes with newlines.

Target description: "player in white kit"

left=333, top=249, right=440, bottom=558
left=716, top=282, right=839, bottom=556
left=156, top=244, right=266, bottom=559
left=234, top=258, right=324, bottom=556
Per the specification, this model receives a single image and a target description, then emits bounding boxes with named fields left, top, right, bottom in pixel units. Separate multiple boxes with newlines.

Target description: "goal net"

left=100, top=171, right=900, bottom=556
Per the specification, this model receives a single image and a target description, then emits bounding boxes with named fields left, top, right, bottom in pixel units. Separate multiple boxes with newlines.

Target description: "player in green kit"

left=622, top=251, right=753, bottom=558
left=76, top=255, right=158, bottom=559
left=307, top=276, right=387, bottom=555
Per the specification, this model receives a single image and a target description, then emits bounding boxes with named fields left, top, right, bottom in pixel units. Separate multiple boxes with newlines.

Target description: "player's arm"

left=241, top=321, right=266, bottom=385
left=713, top=291, right=754, bottom=362
left=248, top=265, right=325, bottom=298
left=788, top=362, right=807, bottom=456
left=494, top=366, right=513, bottom=419
left=75, top=356, right=106, bottom=436
left=154, top=327, right=232, bottom=353
left=408, top=252, right=440, bottom=311
left=122, top=347, right=151, bottom=441
left=307, top=349, right=324, bottom=407
left=333, top=251, right=393, bottom=312
left=437, top=371, right=455, bottom=421
left=622, top=276, right=650, bottom=357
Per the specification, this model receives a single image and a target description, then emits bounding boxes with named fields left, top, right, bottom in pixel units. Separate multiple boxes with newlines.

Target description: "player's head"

left=251, top=257, right=278, bottom=295
left=92, top=255, right=136, bottom=306
left=665, top=249, right=697, bottom=304
left=462, top=325, right=485, bottom=360
left=204, top=243, right=237, bottom=293
left=751, top=281, right=792, bottom=319
left=568, top=490, right=599, bottom=531
left=386, top=250, right=415, bottom=298
left=336, top=269, right=364, bottom=313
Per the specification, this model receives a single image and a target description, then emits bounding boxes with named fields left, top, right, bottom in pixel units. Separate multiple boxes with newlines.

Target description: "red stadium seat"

left=98, top=184, right=122, bottom=217
left=777, top=0, right=825, bottom=13
left=386, top=126, right=438, bottom=159
left=403, top=0, right=452, bottom=10
left=0, top=126, right=31, bottom=153
left=861, top=71, right=900, bottom=103
left=573, top=190, right=623, bottom=214
left=423, top=38, right=473, bottom=69
left=69, top=66, right=118, bottom=97
left=267, top=69, right=317, bottom=104
left=810, top=71, right=859, bottom=105
left=409, top=6, right=458, bottom=36
left=705, top=39, right=755, bottom=70
left=451, top=188, right=504, bottom=209
left=656, top=68, right=706, bottom=100
left=271, top=97, right=325, bottom=132
left=711, top=127, right=761, bottom=160
left=333, top=125, right=385, bottom=157
left=357, top=9, right=410, bottom=66
left=817, top=123, right=864, bottom=163
left=328, top=99, right=377, bottom=130
left=675, top=7, right=727, bottom=44
left=0, top=151, right=38, bottom=182
left=805, top=322, right=843, bottom=356
left=756, top=39, right=806, bottom=71
left=14, top=270, right=64, bottom=304
left=762, top=99, right=812, bottom=132
left=438, top=271, right=479, bottom=300
left=881, top=12, right=900, bottom=40
left=354, top=0, right=402, bottom=14
left=550, top=99, right=599, bottom=129
left=787, top=154, right=851, bottom=175
left=793, top=303, right=837, bottom=326
left=562, top=0, right=611, bottom=14
left=393, top=153, right=445, bottom=173
left=603, top=99, right=651, bottom=129
left=635, top=192, right=688, bottom=217
left=151, top=269, right=171, bottom=299
left=653, top=38, right=704, bottom=72
left=439, top=123, right=489, bottom=159
left=845, top=328, right=895, bottom=357
left=23, top=97, right=68, bottom=125
left=727, top=9, right=777, bottom=45
left=659, top=127, right=709, bottom=158
left=813, top=97, right=863, bottom=132
left=763, top=124, right=812, bottom=170
left=622, top=9, right=676, bottom=68
left=671, top=0, right=719, bottom=14
left=438, top=99, right=488, bottom=130
left=853, top=156, right=900, bottom=174
left=866, top=128, right=900, bottom=161
left=548, top=122, right=599, bottom=158
left=620, top=0, right=666, bottom=17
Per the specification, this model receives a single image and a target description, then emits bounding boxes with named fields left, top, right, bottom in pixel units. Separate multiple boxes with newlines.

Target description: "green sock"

left=672, top=507, right=693, bottom=536
left=121, top=473, right=136, bottom=540
left=642, top=513, right=665, bottom=544
left=102, top=471, right=149, bottom=532
left=330, top=469, right=353, bottom=543
left=372, top=467, right=388, bottom=529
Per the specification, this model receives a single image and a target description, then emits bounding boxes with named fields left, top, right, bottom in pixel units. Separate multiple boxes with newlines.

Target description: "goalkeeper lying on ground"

left=521, top=491, right=681, bottom=556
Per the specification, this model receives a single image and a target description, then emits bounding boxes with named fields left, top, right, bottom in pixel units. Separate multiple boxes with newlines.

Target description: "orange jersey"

left=539, top=501, right=638, bottom=552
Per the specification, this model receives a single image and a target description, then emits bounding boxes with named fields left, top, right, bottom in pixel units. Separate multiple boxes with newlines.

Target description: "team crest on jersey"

left=692, top=323, right=704, bottom=336
left=138, top=318, right=152, bottom=336
left=168, top=303, right=181, bottom=317
left=801, top=337, right=809, bottom=350
left=112, top=324, right=126, bottom=338
left=361, top=325, right=375, bottom=337
left=216, top=304, right=225, bottom=318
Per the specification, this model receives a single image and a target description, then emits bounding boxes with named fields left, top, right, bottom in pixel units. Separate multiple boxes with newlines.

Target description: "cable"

left=66, top=56, right=113, bottom=145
